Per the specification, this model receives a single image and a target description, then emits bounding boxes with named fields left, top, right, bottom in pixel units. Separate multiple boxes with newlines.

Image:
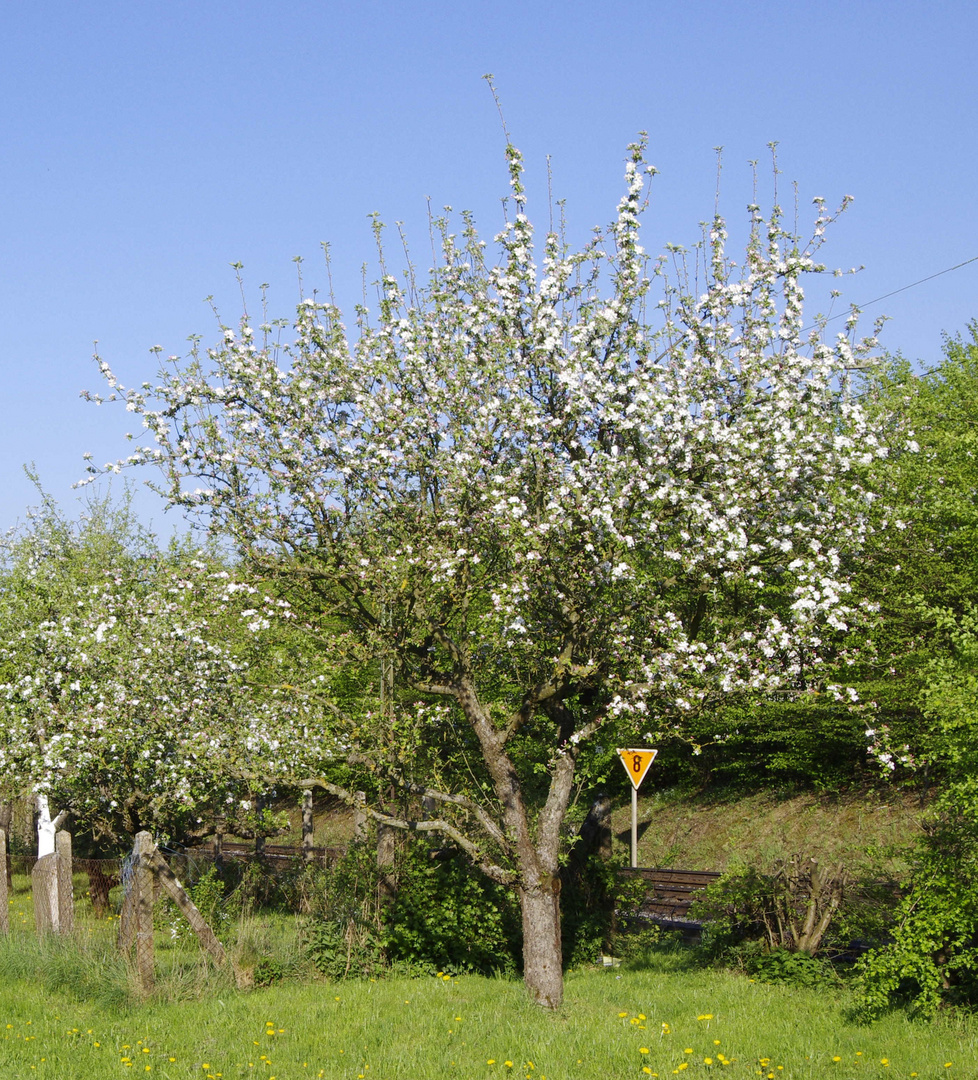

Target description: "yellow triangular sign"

left=617, top=747, right=658, bottom=790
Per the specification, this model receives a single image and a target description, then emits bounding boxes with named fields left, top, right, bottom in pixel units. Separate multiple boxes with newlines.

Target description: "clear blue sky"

left=2, top=0, right=975, bottom=533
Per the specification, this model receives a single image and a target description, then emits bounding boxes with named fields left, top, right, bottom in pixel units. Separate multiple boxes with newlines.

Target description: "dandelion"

left=640, top=1047, right=650, bottom=1055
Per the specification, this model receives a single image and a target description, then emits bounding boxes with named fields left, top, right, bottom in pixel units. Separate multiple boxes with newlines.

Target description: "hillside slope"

left=613, top=788, right=927, bottom=877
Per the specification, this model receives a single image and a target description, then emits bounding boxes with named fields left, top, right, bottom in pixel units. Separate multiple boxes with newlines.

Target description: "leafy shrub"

left=383, top=842, right=520, bottom=976
left=302, top=840, right=387, bottom=979
left=560, top=853, right=646, bottom=967
left=693, top=854, right=899, bottom=986
left=857, top=809, right=978, bottom=1017
left=304, top=914, right=386, bottom=980
left=743, top=944, right=834, bottom=987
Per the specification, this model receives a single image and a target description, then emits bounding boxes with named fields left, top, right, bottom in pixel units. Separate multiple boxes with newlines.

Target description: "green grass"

left=624, top=789, right=926, bottom=877
left=0, top=932, right=976, bottom=1080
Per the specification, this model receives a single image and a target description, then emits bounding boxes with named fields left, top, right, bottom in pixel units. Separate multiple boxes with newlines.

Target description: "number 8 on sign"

left=617, top=748, right=658, bottom=790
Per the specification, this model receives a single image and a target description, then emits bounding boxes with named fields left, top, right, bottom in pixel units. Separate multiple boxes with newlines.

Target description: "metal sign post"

left=616, top=748, right=658, bottom=868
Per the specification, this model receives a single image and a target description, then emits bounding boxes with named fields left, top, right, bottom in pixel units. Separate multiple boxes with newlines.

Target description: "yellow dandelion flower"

left=832, top=1057, right=841, bottom=1063
left=487, top=1059, right=496, bottom=1065
left=697, top=1014, right=713, bottom=1021
left=640, top=1047, right=650, bottom=1054
left=704, top=1059, right=713, bottom=1065
left=619, top=1012, right=628, bottom=1018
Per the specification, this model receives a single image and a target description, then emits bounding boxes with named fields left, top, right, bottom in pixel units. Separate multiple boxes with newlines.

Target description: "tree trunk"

left=519, top=875, right=563, bottom=1009
left=35, top=793, right=65, bottom=858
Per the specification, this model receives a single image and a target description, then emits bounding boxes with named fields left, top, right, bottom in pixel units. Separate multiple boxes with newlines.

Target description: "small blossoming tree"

left=0, top=491, right=318, bottom=853
left=89, top=138, right=883, bottom=1006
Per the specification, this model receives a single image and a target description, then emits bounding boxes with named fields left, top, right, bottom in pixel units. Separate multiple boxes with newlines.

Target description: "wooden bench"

left=618, top=867, right=721, bottom=929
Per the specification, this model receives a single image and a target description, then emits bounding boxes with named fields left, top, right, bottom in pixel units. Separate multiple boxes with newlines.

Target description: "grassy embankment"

left=1, top=928, right=976, bottom=1080
left=0, top=787, right=945, bottom=1078
left=620, top=787, right=927, bottom=877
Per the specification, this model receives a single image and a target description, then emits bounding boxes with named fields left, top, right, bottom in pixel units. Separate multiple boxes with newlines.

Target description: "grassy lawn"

left=0, top=931, right=976, bottom=1080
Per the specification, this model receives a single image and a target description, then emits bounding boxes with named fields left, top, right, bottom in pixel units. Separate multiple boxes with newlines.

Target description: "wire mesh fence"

left=4, top=840, right=346, bottom=938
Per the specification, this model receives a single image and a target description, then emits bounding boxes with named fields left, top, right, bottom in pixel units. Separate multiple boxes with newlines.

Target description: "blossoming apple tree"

left=0, top=490, right=319, bottom=855
left=88, top=138, right=885, bottom=1006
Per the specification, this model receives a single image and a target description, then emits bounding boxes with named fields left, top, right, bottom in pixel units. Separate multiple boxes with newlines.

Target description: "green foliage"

left=560, top=853, right=646, bottom=968
left=303, top=915, right=386, bottom=981
left=694, top=855, right=899, bottom=986
left=658, top=698, right=872, bottom=793
left=301, top=837, right=638, bottom=978
left=855, top=330, right=978, bottom=1016
left=740, top=944, right=835, bottom=988
left=302, top=842, right=387, bottom=979
left=384, top=841, right=520, bottom=976
left=852, top=325, right=978, bottom=775
left=857, top=807, right=978, bottom=1017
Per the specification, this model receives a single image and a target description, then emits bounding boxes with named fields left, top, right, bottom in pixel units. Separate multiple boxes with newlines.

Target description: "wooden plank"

left=144, top=847, right=228, bottom=969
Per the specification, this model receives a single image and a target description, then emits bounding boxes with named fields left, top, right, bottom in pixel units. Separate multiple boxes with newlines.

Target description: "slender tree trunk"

left=519, top=875, right=563, bottom=1008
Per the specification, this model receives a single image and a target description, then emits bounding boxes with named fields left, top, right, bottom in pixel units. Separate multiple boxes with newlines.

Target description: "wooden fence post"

left=134, top=831, right=155, bottom=997
left=32, top=855, right=57, bottom=935
left=254, top=793, right=265, bottom=857
left=0, top=830, right=7, bottom=934
left=0, top=805, right=11, bottom=889
left=214, top=819, right=224, bottom=872
left=302, top=789, right=314, bottom=864
left=55, top=830, right=74, bottom=934
left=353, top=791, right=367, bottom=842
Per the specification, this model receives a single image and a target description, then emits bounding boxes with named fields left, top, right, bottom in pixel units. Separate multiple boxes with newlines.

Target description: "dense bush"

left=692, top=856, right=900, bottom=987
left=857, top=808, right=978, bottom=1017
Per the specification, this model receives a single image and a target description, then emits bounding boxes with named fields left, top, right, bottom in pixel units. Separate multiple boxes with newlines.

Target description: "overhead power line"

left=825, top=254, right=978, bottom=325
